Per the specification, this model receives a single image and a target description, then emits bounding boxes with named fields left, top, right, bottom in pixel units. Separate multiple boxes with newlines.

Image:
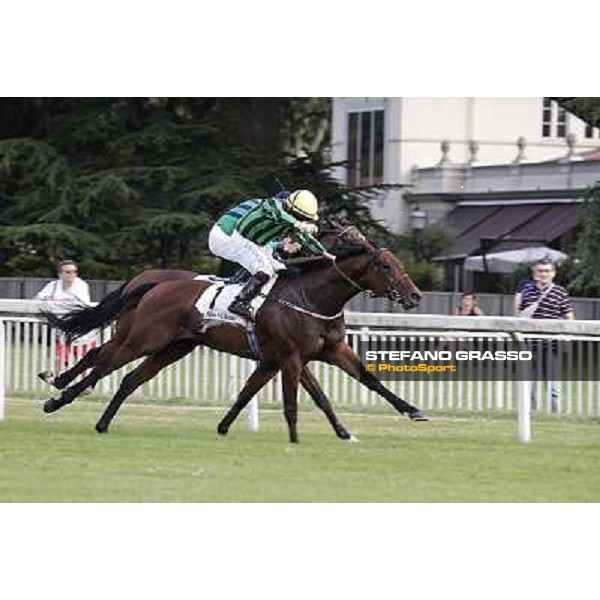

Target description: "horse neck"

left=282, top=253, right=370, bottom=314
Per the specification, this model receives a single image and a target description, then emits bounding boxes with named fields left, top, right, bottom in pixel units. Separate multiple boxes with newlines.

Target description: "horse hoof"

left=43, top=398, right=60, bottom=414
left=38, top=371, right=55, bottom=386
left=336, top=428, right=351, bottom=440
left=345, top=435, right=360, bottom=443
left=217, top=424, right=229, bottom=436
left=409, top=410, right=429, bottom=422
left=95, top=423, right=108, bottom=434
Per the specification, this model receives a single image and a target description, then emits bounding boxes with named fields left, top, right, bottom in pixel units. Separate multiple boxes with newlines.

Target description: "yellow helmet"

left=286, top=189, right=319, bottom=221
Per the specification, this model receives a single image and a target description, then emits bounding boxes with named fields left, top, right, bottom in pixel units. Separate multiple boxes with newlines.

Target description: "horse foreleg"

left=323, top=341, right=428, bottom=421
left=95, top=339, right=198, bottom=433
left=217, top=362, right=350, bottom=440
left=281, top=355, right=302, bottom=443
left=299, top=366, right=352, bottom=440
left=217, top=362, right=279, bottom=435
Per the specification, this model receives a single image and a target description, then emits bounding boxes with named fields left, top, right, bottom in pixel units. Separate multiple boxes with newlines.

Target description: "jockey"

left=208, top=189, right=333, bottom=319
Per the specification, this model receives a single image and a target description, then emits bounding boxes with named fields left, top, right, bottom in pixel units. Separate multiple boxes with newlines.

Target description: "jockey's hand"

left=283, top=238, right=302, bottom=254
left=296, top=222, right=318, bottom=235
left=323, top=252, right=336, bottom=261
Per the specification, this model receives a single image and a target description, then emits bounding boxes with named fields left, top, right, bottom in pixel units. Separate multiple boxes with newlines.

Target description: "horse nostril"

left=410, top=292, right=421, bottom=303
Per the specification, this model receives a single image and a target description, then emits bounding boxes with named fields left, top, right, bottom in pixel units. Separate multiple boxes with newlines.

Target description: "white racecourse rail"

left=2, top=299, right=600, bottom=442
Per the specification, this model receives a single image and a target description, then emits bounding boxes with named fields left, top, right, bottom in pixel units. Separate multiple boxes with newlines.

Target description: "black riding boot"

left=229, top=271, right=270, bottom=319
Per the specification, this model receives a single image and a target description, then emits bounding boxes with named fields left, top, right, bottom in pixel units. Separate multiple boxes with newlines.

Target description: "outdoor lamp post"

left=410, top=205, right=427, bottom=261
left=410, top=205, right=428, bottom=232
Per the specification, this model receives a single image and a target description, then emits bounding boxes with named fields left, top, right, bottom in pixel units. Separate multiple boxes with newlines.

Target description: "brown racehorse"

left=43, top=225, right=427, bottom=442
left=43, top=231, right=366, bottom=439
left=46, top=273, right=356, bottom=440
left=43, top=223, right=352, bottom=385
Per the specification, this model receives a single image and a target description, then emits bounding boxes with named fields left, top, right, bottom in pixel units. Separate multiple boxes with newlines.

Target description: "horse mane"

left=278, top=229, right=373, bottom=278
left=331, top=244, right=370, bottom=260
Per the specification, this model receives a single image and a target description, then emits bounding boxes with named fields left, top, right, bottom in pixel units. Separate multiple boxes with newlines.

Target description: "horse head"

left=321, top=222, right=422, bottom=310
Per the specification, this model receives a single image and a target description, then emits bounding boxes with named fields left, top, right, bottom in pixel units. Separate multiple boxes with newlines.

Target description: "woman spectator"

left=36, top=260, right=96, bottom=380
left=457, top=290, right=484, bottom=316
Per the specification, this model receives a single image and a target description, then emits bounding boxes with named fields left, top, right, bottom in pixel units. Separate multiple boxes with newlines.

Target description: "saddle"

left=193, top=272, right=278, bottom=360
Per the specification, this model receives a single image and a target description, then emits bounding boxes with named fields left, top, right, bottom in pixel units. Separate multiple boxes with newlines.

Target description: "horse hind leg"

left=42, top=341, right=140, bottom=414
left=217, top=362, right=279, bottom=435
left=49, top=310, right=136, bottom=390
left=95, top=338, right=198, bottom=433
left=45, top=344, right=103, bottom=390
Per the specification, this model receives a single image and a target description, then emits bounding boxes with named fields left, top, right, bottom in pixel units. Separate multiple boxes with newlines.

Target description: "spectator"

left=517, top=258, right=574, bottom=412
left=457, top=290, right=484, bottom=316
left=36, top=260, right=96, bottom=379
left=36, top=260, right=90, bottom=304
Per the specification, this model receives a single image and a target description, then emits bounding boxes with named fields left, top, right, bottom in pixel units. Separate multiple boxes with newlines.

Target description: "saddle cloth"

left=193, top=274, right=277, bottom=328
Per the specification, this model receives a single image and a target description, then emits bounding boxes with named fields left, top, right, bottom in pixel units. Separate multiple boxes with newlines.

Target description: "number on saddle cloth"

left=194, top=274, right=278, bottom=326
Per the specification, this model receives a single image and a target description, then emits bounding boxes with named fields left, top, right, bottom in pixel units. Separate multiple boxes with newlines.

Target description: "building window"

left=542, top=97, right=552, bottom=138
left=347, top=110, right=385, bottom=186
left=585, top=123, right=594, bottom=138
left=556, top=104, right=567, bottom=137
left=541, top=98, right=569, bottom=138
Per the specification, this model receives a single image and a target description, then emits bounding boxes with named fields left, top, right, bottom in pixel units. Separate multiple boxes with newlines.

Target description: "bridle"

left=265, top=224, right=416, bottom=319
left=324, top=226, right=414, bottom=302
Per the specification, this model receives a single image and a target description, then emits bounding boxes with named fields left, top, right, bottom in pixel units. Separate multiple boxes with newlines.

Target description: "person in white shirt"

left=36, top=260, right=91, bottom=304
left=36, top=260, right=96, bottom=380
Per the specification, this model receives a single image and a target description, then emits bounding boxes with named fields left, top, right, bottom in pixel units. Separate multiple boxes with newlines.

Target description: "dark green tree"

left=553, top=98, right=600, bottom=129
left=569, top=183, right=600, bottom=296
left=0, top=97, right=397, bottom=278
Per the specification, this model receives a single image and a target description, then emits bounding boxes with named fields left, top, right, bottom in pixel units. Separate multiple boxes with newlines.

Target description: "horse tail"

left=42, top=282, right=159, bottom=343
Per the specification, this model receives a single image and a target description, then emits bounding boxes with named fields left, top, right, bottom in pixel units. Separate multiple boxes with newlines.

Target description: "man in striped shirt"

left=208, top=189, right=333, bottom=319
left=518, top=259, right=574, bottom=411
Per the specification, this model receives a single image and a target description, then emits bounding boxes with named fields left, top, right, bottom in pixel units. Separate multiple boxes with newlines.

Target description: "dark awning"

left=493, top=204, right=579, bottom=252
left=436, top=202, right=579, bottom=260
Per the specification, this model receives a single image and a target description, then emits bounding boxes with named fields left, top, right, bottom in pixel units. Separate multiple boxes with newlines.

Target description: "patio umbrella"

left=464, top=246, right=568, bottom=273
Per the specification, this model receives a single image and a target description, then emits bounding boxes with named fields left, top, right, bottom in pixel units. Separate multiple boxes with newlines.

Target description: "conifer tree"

left=0, top=97, right=399, bottom=278
left=570, top=183, right=600, bottom=295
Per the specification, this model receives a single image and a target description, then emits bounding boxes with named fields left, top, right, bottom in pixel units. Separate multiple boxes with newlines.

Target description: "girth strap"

left=245, top=322, right=263, bottom=361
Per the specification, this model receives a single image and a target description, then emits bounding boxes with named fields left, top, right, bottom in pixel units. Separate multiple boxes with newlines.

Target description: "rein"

left=265, top=248, right=384, bottom=319
left=264, top=225, right=407, bottom=318
left=268, top=297, right=344, bottom=321
left=331, top=257, right=367, bottom=293
left=282, top=255, right=330, bottom=267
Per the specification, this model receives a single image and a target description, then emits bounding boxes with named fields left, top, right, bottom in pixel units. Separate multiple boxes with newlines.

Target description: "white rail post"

left=511, top=332, right=531, bottom=443
left=360, top=326, right=369, bottom=406
left=245, top=359, right=259, bottom=432
left=0, top=318, right=5, bottom=421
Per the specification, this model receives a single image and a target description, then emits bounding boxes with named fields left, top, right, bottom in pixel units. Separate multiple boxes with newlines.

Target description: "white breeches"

left=208, top=225, right=285, bottom=277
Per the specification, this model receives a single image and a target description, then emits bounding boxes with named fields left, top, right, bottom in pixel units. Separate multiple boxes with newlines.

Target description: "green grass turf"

left=1, top=398, right=600, bottom=502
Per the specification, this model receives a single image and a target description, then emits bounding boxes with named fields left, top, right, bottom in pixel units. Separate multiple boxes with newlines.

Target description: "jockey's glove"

left=323, top=252, right=336, bottom=261
left=296, top=222, right=318, bottom=235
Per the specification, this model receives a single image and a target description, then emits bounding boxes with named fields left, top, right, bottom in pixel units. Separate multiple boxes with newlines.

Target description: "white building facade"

left=331, top=97, right=600, bottom=231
